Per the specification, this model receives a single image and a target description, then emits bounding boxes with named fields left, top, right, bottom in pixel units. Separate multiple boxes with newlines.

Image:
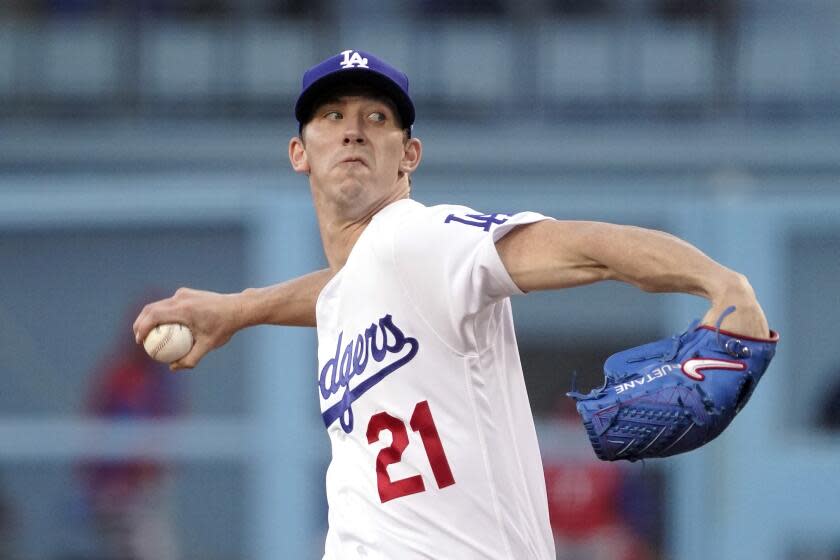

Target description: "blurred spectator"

left=77, top=296, right=184, bottom=560
left=543, top=398, right=658, bottom=560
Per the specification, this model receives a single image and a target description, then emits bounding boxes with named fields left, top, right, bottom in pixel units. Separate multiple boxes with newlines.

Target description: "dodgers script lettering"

left=319, top=314, right=419, bottom=433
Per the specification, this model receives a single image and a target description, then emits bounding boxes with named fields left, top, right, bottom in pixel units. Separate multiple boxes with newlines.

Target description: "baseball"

left=143, top=323, right=194, bottom=363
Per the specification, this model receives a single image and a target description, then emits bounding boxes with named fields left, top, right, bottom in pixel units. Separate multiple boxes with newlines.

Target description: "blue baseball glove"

left=567, top=307, right=779, bottom=462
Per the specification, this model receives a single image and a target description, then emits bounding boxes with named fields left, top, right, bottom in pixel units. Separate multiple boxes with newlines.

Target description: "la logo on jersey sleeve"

left=444, top=212, right=510, bottom=232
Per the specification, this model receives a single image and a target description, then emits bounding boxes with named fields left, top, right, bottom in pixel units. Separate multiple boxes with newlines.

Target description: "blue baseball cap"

left=295, top=49, right=415, bottom=129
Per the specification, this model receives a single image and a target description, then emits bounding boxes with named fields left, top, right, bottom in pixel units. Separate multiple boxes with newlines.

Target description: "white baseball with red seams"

left=143, top=323, right=194, bottom=363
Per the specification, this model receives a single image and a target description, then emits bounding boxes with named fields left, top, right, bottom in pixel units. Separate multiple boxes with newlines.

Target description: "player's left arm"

left=494, top=220, right=769, bottom=338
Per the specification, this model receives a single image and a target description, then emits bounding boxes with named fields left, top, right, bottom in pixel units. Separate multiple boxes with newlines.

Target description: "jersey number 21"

left=366, top=400, right=456, bottom=503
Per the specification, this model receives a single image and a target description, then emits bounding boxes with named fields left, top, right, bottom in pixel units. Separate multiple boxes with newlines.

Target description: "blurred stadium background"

left=1, top=0, right=839, bottom=559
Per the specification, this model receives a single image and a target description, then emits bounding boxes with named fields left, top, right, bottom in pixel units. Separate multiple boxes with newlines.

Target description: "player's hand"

left=133, top=287, right=244, bottom=371
left=701, top=273, right=770, bottom=339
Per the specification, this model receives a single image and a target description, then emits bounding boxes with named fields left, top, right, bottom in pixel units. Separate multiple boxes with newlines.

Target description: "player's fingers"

left=702, top=302, right=769, bottom=339
left=135, top=305, right=166, bottom=344
left=169, top=339, right=208, bottom=372
left=134, top=297, right=183, bottom=344
left=133, top=303, right=156, bottom=343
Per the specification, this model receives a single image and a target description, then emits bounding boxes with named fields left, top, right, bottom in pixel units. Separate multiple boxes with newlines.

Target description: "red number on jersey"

left=409, top=400, right=456, bottom=489
left=366, top=411, right=425, bottom=503
left=366, top=400, right=455, bottom=503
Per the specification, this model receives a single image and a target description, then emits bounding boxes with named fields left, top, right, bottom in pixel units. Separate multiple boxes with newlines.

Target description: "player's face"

left=289, top=95, right=421, bottom=219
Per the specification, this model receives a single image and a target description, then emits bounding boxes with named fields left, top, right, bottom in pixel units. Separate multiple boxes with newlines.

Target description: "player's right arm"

left=133, top=268, right=333, bottom=370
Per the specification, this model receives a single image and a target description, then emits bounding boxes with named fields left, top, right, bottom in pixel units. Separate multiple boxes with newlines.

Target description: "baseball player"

left=134, top=50, right=773, bottom=559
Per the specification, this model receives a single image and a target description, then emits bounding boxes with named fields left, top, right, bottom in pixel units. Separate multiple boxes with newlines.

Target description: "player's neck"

left=314, top=191, right=408, bottom=270
left=318, top=217, right=367, bottom=270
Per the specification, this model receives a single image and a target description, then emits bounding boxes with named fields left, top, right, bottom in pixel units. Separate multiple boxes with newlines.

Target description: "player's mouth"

left=339, top=156, right=368, bottom=167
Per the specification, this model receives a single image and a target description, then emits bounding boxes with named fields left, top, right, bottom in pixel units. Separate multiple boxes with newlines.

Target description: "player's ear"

left=289, top=136, right=310, bottom=174
left=399, top=137, right=422, bottom=175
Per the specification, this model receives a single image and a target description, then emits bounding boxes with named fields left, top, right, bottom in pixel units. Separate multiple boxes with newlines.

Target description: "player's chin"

left=332, top=180, right=372, bottom=206
left=331, top=164, right=367, bottom=181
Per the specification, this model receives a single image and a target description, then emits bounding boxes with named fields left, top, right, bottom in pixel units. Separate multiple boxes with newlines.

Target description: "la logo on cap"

left=339, top=50, right=369, bottom=69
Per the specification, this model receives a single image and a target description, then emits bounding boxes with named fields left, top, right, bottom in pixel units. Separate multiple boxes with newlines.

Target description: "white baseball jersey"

left=316, top=199, right=556, bottom=560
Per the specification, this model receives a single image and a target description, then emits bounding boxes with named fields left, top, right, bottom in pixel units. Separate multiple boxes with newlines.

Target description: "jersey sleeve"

left=390, top=204, right=553, bottom=354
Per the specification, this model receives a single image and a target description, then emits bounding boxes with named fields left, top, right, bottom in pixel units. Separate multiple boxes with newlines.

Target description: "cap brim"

left=295, top=69, right=415, bottom=129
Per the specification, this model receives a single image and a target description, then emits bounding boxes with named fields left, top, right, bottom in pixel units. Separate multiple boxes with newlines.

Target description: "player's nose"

left=342, top=115, right=367, bottom=145
left=342, top=131, right=366, bottom=145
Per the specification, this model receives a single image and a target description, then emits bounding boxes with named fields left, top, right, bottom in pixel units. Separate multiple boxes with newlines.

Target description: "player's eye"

left=368, top=112, right=386, bottom=123
left=324, top=111, right=342, bottom=120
